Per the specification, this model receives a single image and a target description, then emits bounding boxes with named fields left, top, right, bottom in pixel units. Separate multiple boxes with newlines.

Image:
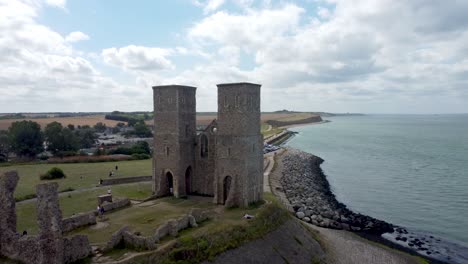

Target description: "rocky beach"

left=277, top=148, right=466, bottom=264
left=280, top=148, right=393, bottom=234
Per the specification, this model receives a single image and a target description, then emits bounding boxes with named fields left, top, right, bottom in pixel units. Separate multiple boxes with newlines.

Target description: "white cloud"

left=65, top=31, right=90, bottom=42
left=45, top=0, right=66, bottom=9
left=182, top=0, right=468, bottom=113
left=102, top=45, right=174, bottom=71
left=2, top=0, right=468, bottom=113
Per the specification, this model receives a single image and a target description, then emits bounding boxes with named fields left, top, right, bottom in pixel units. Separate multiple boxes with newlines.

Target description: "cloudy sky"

left=1, top=0, right=467, bottom=114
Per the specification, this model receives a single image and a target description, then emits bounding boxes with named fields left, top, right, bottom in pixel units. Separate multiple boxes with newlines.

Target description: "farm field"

left=0, top=112, right=318, bottom=130
left=0, top=159, right=152, bottom=200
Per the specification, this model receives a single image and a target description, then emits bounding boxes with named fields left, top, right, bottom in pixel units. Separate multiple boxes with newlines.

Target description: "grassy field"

left=274, top=112, right=316, bottom=122
left=0, top=159, right=152, bottom=200
left=16, top=182, right=152, bottom=235
left=263, top=127, right=284, bottom=138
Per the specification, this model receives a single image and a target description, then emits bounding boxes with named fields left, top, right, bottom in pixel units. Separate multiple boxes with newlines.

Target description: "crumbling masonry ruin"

left=152, top=82, right=264, bottom=207
left=0, top=171, right=92, bottom=264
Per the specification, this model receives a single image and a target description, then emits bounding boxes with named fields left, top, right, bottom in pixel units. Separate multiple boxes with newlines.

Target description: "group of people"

left=97, top=165, right=118, bottom=217
left=108, top=165, right=119, bottom=177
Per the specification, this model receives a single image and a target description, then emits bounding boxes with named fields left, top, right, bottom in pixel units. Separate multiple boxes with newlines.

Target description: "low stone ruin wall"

left=101, top=198, right=130, bottom=212
left=61, top=198, right=130, bottom=233
left=0, top=171, right=92, bottom=264
left=100, top=176, right=152, bottom=186
left=103, top=208, right=211, bottom=252
left=62, top=212, right=96, bottom=233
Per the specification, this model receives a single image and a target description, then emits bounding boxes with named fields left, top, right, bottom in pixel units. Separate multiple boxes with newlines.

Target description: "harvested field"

left=0, top=113, right=321, bottom=130
left=0, top=115, right=122, bottom=130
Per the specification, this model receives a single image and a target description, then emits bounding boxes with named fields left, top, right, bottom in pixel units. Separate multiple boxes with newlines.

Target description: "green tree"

left=0, top=130, right=11, bottom=162
left=94, top=122, right=107, bottom=133
left=8, top=121, right=44, bottom=158
left=134, top=121, right=152, bottom=138
left=74, top=128, right=97, bottom=149
left=44, top=122, right=79, bottom=155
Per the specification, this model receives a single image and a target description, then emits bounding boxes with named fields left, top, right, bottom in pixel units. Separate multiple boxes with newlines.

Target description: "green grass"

left=68, top=196, right=217, bottom=245
left=263, top=127, right=284, bottom=138
left=0, top=159, right=152, bottom=199
left=16, top=182, right=152, bottom=235
left=155, top=198, right=290, bottom=264
left=275, top=113, right=314, bottom=122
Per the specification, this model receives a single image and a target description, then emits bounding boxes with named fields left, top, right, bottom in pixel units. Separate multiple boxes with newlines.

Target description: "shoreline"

left=277, top=148, right=451, bottom=264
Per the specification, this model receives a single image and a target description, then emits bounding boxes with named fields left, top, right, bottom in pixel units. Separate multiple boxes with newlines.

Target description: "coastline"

left=275, top=148, right=451, bottom=264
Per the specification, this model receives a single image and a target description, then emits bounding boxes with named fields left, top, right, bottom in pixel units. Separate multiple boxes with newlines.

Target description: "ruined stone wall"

left=153, top=85, right=196, bottom=198
left=100, top=175, right=151, bottom=186
left=103, top=208, right=211, bottom=252
left=214, top=83, right=264, bottom=207
left=193, top=120, right=217, bottom=196
left=62, top=212, right=96, bottom=233
left=0, top=171, right=92, bottom=264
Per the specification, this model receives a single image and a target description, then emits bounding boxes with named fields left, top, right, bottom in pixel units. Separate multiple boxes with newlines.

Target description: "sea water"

left=287, top=114, right=468, bottom=262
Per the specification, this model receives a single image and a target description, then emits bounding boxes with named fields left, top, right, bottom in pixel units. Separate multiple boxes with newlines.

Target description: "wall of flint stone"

left=61, top=198, right=130, bottom=233
left=100, top=176, right=152, bottom=186
left=104, top=208, right=210, bottom=252
left=62, top=212, right=97, bottom=233
left=0, top=171, right=92, bottom=264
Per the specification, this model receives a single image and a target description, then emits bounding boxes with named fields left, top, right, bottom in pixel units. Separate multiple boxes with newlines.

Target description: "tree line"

left=0, top=120, right=99, bottom=161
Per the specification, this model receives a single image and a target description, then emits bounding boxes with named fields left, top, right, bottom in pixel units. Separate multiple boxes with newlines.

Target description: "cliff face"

left=266, top=115, right=323, bottom=127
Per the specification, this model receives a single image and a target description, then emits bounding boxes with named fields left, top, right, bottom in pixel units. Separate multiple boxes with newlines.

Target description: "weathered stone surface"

left=0, top=174, right=91, bottom=264
left=101, top=198, right=130, bottom=212
left=154, top=222, right=171, bottom=242
left=98, top=194, right=112, bottom=205
left=190, top=208, right=209, bottom=223
left=104, top=210, right=211, bottom=252
left=188, top=215, right=198, bottom=227
left=62, top=211, right=97, bottom=233
left=104, top=226, right=129, bottom=251
left=296, top=212, right=305, bottom=219
left=63, top=235, right=92, bottom=263
left=0, top=171, right=19, bottom=234
left=152, top=83, right=264, bottom=207
left=36, top=183, right=63, bottom=264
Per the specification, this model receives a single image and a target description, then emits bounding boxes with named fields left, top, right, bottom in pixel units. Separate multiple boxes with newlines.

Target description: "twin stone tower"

left=152, top=83, right=264, bottom=207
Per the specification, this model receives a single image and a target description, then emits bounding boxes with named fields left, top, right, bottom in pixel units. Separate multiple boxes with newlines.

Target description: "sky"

left=1, top=0, right=467, bottom=114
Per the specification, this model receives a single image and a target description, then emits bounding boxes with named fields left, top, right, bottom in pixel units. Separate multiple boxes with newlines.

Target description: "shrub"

left=40, top=167, right=66, bottom=180
left=38, top=154, right=49, bottom=161
left=131, top=153, right=151, bottom=160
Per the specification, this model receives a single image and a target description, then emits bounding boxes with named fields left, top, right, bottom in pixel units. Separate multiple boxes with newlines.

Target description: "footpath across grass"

left=0, top=159, right=152, bottom=200
left=16, top=182, right=152, bottom=235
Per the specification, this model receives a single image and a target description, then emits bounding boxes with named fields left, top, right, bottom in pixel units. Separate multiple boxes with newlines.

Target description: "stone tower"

left=152, top=85, right=196, bottom=198
left=214, top=82, right=263, bottom=207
